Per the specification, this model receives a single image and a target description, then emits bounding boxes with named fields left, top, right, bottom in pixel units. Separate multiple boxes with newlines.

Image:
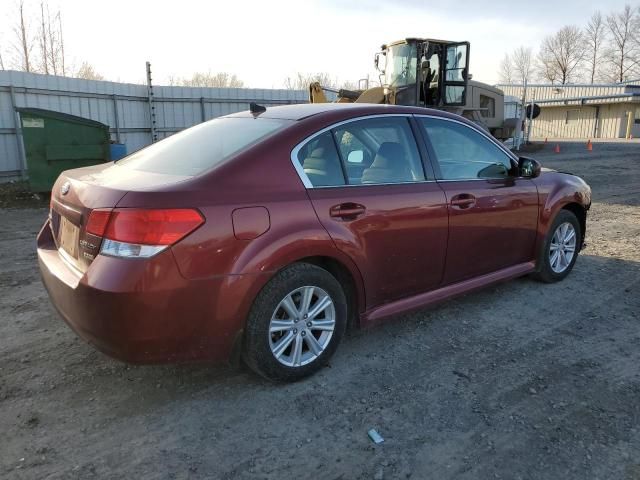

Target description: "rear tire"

left=243, top=263, right=347, bottom=381
left=533, top=209, right=581, bottom=283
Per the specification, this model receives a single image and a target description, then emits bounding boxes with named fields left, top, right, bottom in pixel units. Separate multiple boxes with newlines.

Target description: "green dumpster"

left=18, top=108, right=111, bottom=192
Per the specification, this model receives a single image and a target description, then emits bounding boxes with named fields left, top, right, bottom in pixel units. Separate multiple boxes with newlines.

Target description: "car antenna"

left=249, top=102, right=267, bottom=116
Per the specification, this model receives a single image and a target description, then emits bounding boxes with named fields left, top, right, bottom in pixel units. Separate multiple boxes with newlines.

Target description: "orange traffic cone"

left=554, top=144, right=560, bottom=153
left=587, top=139, right=592, bottom=151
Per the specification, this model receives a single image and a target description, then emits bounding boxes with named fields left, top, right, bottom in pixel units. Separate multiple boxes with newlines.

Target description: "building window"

left=635, top=108, right=640, bottom=124
left=479, top=95, right=495, bottom=118
left=565, top=109, right=581, bottom=124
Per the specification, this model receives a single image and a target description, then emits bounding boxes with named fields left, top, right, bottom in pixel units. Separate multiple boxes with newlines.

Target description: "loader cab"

left=376, top=38, right=470, bottom=108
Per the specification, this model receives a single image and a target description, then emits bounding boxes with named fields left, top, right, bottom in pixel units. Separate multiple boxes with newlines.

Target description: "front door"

left=294, top=116, right=449, bottom=309
left=416, top=116, right=539, bottom=285
left=441, top=42, right=470, bottom=106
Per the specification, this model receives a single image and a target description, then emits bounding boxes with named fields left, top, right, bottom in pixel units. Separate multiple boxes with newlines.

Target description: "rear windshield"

left=116, top=117, right=289, bottom=176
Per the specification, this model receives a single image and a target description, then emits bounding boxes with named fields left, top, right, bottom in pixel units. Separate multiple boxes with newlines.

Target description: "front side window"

left=117, top=117, right=288, bottom=176
left=333, top=117, right=425, bottom=185
left=419, top=117, right=513, bottom=180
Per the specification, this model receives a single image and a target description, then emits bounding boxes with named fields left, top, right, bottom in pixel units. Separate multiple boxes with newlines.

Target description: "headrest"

left=309, top=135, right=335, bottom=159
left=372, top=142, right=404, bottom=168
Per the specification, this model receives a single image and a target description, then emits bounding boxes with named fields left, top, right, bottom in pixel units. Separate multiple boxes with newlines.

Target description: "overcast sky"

left=0, top=0, right=635, bottom=88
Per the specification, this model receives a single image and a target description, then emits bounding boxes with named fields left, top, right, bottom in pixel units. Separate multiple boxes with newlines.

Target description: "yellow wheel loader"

left=309, top=38, right=510, bottom=139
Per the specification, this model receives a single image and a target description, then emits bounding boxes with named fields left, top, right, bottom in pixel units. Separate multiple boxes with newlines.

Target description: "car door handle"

left=450, top=194, right=476, bottom=209
left=329, top=203, right=366, bottom=220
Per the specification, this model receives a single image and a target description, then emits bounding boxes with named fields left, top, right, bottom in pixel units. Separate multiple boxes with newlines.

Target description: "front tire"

left=533, top=209, right=581, bottom=283
left=243, top=263, right=347, bottom=381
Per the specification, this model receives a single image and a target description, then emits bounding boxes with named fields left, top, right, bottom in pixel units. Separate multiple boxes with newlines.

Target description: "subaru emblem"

left=61, top=181, right=71, bottom=196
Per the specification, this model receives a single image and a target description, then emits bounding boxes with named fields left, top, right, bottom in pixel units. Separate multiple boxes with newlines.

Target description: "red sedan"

left=38, top=103, right=591, bottom=381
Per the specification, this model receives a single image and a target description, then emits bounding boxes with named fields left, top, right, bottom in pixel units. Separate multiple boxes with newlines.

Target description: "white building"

left=497, top=82, right=640, bottom=139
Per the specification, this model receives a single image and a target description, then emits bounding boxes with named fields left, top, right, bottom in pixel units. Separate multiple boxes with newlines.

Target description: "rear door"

left=416, top=115, right=539, bottom=285
left=294, top=115, right=448, bottom=309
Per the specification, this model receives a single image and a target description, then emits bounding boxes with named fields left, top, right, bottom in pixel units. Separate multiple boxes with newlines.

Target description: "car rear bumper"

left=37, top=220, right=268, bottom=364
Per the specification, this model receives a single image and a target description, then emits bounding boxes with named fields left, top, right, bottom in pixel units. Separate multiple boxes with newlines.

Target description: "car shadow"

left=56, top=252, right=639, bottom=411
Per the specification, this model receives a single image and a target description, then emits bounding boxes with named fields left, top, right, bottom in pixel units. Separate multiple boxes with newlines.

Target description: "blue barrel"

left=109, top=143, right=127, bottom=160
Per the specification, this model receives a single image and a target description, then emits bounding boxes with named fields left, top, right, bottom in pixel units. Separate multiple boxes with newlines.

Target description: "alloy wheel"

left=268, top=286, right=336, bottom=367
left=549, top=222, right=577, bottom=273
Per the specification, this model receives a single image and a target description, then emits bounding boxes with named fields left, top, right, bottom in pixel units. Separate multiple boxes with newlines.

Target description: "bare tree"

left=41, top=3, right=66, bottom=75
left=340, top=80, right=360, bottom=91
left=171, top=72, right=244, bottom=88
left=0, top=50, right=5, bottom=70
left=512, top=46, right=533, bottom=85
left=12, top=0, right=34, bottom=72
left=38, top=1, right=49, bottom=74
left=537, top=26, right=586, bottom=84
left=585, top=11, right=607, bottom=83
left=4, top=1, right=66, bottom=76
left=498, top=52, right=515, bottom=83
left=76, top=61, right=104, bottom=80
left=536, top=50, right=560, bottom=84
left=57, top=11, right=65, bottom=75
left=606, top=4, right=640, bottom=82
left=284, top=72, right=336, bottom=90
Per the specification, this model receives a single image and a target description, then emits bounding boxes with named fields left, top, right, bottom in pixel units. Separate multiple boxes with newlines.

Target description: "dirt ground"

left=1, top=141, right=639, bottom=480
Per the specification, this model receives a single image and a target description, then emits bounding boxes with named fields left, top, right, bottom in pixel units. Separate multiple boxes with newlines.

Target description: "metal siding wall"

left=530, top=104, right=628, bottom=139
left=0, top=71, right=308, bottom=177
left=498, top=84, right=631, bottom=101
left=0, top=86, right=20, bottom=174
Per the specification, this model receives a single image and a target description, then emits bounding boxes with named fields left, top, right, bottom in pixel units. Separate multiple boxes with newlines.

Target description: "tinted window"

left=419, top=118, right=513, bottom=180
left=333, top=117, right=424, bottom=185
left=296, top=131, right=346, bottom=187
left=117, top=117, right=288, bottom=176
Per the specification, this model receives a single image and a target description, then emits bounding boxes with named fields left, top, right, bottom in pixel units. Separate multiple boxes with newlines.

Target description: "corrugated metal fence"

left=0, top=71, right=308, bottom=180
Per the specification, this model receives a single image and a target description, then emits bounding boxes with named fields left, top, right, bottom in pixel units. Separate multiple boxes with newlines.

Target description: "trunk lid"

left=50, top=162, right=191, bottom=272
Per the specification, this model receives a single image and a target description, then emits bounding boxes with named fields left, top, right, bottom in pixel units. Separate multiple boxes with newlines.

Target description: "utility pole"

left=146, top=61, right=158, bottom=143
left=526, top=88, right=535, bottom=143
left=516, top=79, right=528, bottom=151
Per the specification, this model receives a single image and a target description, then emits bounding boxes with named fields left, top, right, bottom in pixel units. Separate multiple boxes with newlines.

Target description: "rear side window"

left=333, top=117, right=425, bottom=185
left=117, top=117, right=288, bottom=176
left=296, top=131, right=346, bottom=187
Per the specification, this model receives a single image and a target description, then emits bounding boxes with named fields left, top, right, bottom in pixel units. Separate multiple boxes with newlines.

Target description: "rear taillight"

left=86, top=208, right=204, bottom=258
left=86, top=209, right=112, bottom=236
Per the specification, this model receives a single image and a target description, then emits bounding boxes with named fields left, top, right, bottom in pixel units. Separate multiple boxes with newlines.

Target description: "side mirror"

left=347, top=150, right=364, bottom=164
left=374, top=53, right=382, bottom=71
left=518, top=157, right=542, bottom=178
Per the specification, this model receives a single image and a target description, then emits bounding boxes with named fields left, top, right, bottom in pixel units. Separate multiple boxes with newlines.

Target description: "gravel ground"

left=1, top=141, right=639, bottom=480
